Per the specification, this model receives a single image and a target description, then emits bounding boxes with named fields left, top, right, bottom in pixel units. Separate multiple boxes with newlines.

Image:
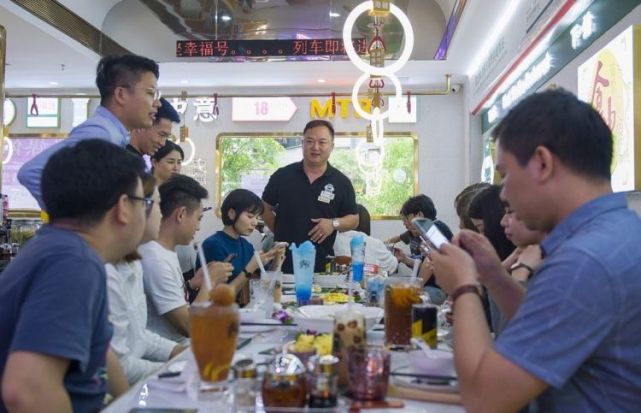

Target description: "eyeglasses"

left=127, top=194, right=154, bottom=213
left=119, top=85, right=162, bottom=101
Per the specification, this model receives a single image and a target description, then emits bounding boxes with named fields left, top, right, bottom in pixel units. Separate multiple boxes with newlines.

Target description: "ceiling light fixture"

left=342, top=0, right=413, bottom=179
left=221, top=15, right=232, bottom=22
left=317, top=79, right=326, bottom=83
left=467, top=0, right=522, bottom=76
left=342, top=1, right=414, bottom=77
left=329, top=12, right=340, bottom=18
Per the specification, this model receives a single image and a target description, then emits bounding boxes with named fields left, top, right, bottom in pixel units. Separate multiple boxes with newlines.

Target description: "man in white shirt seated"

left=141, top=175, right=232, bottom=343
left=333, top=205, right=398, bottom=274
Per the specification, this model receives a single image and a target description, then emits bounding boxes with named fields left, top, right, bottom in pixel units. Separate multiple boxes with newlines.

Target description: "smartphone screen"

left=411, top=217, right=450, bottom=250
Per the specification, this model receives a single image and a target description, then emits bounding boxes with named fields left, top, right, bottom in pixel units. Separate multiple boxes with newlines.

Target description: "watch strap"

left=450, top=284, right=481, bottom=303
left=510, top=262, right=534, bottom=279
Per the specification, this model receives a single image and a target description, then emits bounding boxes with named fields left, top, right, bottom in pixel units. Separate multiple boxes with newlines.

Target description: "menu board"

left=2, top=137, right=65, bottom=210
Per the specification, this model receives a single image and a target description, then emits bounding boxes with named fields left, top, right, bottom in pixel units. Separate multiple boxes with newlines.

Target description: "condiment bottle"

left=233, top=358, right=257, bottom=412
left=306, top=355, right=339, bottom=408
left=261, top=354, right=308, bottom=408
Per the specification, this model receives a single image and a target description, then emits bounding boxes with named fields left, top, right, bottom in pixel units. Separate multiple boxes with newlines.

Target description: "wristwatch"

left=510, top=261, right=535, bottom=279
left=332, top=218, right=339, bottom=231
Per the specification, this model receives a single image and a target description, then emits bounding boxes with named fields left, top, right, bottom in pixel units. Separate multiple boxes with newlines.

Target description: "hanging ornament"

left=30, top=93, right=39, bottom=116
left=212, top=93, right=220, bottom=118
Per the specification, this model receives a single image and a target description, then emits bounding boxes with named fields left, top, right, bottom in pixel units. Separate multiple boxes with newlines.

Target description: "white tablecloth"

left=103, top=313, right=464, bottom=412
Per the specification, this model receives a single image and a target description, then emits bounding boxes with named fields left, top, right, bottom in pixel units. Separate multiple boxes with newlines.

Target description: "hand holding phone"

left=411, top=217, right=450, bottom=250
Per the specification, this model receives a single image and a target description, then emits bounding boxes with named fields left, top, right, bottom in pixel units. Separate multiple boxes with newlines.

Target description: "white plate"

left=240, top=308, right=267, bottom=323
left=391, top=366, right=459, bottom=393
left=240, top=318, right=281, bottom=333
left=407, top=348, right=456, bottom=377
left=291, top=304, right=383, bottom=333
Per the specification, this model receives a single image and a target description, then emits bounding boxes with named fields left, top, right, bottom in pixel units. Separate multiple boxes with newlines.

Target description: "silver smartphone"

left=411, top=217, right=450, bottom=250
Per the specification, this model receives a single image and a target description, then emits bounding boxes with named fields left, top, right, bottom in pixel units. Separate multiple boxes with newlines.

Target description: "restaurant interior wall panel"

left=4, top=90, right=468, bottom=242
left=542, top=4, right=641, bottom=215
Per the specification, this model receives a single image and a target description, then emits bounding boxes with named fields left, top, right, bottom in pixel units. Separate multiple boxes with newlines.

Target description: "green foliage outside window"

left=216, top=133, right=416, bottom=219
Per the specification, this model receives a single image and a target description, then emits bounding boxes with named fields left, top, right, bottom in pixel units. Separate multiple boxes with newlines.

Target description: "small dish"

left=240, top=307, right=265, bottom=322
left=391, top=366, right=459, bottom=393
left=406, top=348, right=456, bottom=377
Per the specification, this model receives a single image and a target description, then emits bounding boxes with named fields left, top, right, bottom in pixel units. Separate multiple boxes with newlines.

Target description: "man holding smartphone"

left=429, top=89, right=641, bottom=412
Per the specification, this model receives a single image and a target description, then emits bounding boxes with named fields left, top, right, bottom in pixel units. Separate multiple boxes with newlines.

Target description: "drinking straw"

left=254, top=250, right=267, bottom=275
left=196, top=242, right=213, bottom=292
left=347, top=267, right=354, bottom=310
left=411, top=258, right=420, bottom=279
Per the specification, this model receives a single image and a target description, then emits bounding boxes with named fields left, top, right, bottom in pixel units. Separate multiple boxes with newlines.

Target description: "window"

left=215, top=132, right=417, bottom=219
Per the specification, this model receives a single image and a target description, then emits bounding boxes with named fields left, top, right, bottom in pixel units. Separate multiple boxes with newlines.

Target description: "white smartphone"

left=411, top=217, right=450, bottom=250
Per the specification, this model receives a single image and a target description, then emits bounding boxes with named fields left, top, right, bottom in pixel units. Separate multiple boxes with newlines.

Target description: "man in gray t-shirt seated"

left=429, top=89, right=641, bottom=412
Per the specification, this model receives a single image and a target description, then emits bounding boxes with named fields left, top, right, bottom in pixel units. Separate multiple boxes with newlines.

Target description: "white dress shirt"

left=106, top=260, right=176, bottom=384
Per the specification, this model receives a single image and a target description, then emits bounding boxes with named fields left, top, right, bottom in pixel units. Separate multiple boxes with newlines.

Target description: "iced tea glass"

left=384, top=277, right=422, bottom=346
left=190, top=301, right=239, bottom=397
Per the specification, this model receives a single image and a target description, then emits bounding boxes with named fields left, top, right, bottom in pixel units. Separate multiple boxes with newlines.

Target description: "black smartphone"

left=411, top=217, right=450, bottom=250
left=223, top=253, right=237, bottom=263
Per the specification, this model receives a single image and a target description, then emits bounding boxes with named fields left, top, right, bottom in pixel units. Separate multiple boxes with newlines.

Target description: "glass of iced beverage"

left=348, top=345, right=391, bottom=401
left=190, top=285, right=239, bottom=397
left=384, top=278, right=422, bottom=346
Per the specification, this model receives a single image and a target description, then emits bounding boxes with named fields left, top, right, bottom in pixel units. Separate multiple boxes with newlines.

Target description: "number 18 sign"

left=232, top=97, right=297, bottom=122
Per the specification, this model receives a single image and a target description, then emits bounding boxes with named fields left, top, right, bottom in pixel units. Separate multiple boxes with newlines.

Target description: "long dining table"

left=103, top=282, right=466, bottom=413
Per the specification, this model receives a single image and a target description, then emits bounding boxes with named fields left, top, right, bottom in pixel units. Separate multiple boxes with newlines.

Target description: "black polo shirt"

left=262, top=161, right=357, bottom=273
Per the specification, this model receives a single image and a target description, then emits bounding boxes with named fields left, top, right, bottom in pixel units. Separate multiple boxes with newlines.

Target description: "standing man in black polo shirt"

left=262, top=120, right=359, bottom=273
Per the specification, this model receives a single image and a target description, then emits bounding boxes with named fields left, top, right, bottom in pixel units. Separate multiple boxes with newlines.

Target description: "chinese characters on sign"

left=578, top=25, right=638, bottom=192
left=176, top=38, right=367, bottom=58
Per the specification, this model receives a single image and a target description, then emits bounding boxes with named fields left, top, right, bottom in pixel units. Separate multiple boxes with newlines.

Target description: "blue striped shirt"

left=496, top=193, right=641, bottom=412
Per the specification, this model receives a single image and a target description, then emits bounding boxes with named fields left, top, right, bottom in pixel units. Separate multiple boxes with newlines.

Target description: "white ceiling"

left=1, top=0, right=508, bottom=94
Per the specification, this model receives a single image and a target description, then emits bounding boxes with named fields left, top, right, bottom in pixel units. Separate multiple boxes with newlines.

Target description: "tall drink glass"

left=384, top=278, right=422, bottom=346
left=290, top=241, right=315, bottom=304
left=190, top=301, right=239, bottom=397
left=348, top=345, right=391, bottom=401
left=264, top=270, right=282, bottom=305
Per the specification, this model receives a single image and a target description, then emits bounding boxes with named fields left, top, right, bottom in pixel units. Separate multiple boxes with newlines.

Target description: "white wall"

left=3, top=90, right=468, bottom=242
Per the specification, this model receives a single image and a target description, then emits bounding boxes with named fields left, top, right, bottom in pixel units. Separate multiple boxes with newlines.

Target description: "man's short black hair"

left=492, top=88, right=612, bottom=181
left=356, top=204, right=371, bottom=236
left=42, top=139, right=145, bottom=224
left=155, top=97, right=180, bottom=124
left=303, top=120, right=335, bottom=139
left=159, top=174, right=208, bottom=218
left=152, top=140, right=184, bottom=162
left=221, top=189, right=264, bottom=226
left=95, top=54, right=159, bottom=105
left=400, top=194, right=437, bottom=220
